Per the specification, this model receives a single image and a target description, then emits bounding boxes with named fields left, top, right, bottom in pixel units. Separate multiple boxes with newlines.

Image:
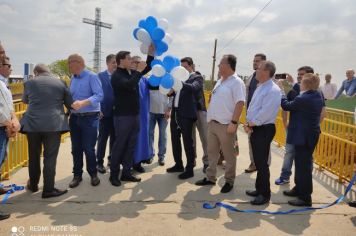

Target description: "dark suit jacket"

left=98, top=70, right=114, bottom=117
left=281, top=90, right=324, bottom=147
left=287, top=83, right=300, bottom=101
left=185, top=72, right=206, bottom=111
left=21, top=73, right=73, bottom=133
left=172, top=77, right=199, bottom=120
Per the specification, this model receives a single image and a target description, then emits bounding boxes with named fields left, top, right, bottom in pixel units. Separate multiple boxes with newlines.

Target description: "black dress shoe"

left=133, top=164, right=145, bottom=173
left=178, top=171, right=194, bottom=180
left=195, top=178, right=216, bottom=186
left=109, top=176, right=121, bottom=187
left=246, top=190, right=259, bottom=197
left=203, top=164, right=208, bottom=173
left=283, top=188, right=298, bottom=197
left=0, top=211, right=10, bottom=221
left=288, top=198, right=312, bottom=207
left=42, top=188, right=68, bottom=198
left=97, top=165, right=106, bottom=174
left=158, top=159, right=165, bottom=166
left=69, top=176, right=82, bottom=188
left=348, top=201, right=356, bottom=208
left=121, top=175, right=141, bottom=182
left=91, top=175, right=100, bottom=186
left=166, top=165, right=184, bottom=173
left=144, top=158, right=153, bottom=164
left=251, top=195, right=270, bottom=205
left=26, top=180, right=39, bottom=192
left=220, top=183, right=233, bottom=193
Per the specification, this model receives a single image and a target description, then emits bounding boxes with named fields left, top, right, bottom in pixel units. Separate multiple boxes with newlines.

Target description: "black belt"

left=72, top=112, right=99, bottom=117
left=253, top=124, right=275, bottom=129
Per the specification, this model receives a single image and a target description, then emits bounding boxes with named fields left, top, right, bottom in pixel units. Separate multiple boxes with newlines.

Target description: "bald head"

left=68, top=54, right=85, bottom=75
left=34, top=63, right=50, bottom=76
left=346, top=69, right=355, bottom=80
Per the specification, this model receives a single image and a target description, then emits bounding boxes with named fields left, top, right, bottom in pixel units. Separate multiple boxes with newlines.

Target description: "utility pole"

left=211, top=39, right=217, bottom=82
left=83, top=8, right=112, bottom=72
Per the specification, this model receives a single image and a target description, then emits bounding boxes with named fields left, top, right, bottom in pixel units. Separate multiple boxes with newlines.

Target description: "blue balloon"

left=133, top=27, right=140, bottom=40
left=151, top=59, right=163, bottom=67
left=148, top=75, right=162, bottom=87
left=138, top=19, right=148, bottom=30
left=151, top=27, right=165, bottom=41
left=161, top=73, right=174, bottom=89
left=163, top=55, right=176, bottom=73
left=146, top=16, right=158, bottom=34
left=155, top=40, right=168, bottom=55
left=174, top=57, right=180, bottom=67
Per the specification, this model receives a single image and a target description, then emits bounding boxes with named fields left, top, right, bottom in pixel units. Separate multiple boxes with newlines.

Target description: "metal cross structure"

left=83, top=7, right=112, bottom=72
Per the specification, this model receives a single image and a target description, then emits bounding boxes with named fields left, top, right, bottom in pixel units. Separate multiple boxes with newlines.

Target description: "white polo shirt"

left=207, top=74, right=246, bottom=124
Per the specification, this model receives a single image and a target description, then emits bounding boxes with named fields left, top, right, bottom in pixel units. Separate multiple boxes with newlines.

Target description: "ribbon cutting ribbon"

left=203, top=173, right=356, bottom=214
left=0, top=183, right=25, bottom=204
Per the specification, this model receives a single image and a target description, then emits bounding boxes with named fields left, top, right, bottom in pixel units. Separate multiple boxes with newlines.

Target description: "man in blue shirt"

left=96, top=54, right=117, bottom=174
left=68, top=54, right=103, bottom=188
left=334, top=69, right=356, bottom=98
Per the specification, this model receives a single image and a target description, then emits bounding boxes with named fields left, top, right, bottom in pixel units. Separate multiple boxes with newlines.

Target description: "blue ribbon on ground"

left=0, top=183, right=25, bottom=204
left=203, top=173, right=356, bottom=215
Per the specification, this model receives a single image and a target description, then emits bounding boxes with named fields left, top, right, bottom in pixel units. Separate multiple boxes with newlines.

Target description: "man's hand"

left=148, top=43, right=155, bottom=56
left=227, top=123, right=238, bottom=134
left=71, top=100, right=86, bottom=110
left=243, top=123, right=253, bottom=134
left=99, top=111, right=104, bottom=119
left=286, top=73, right=294, bottom=84
left=11, top=117, right=20, bottom=133
left=164, top=110, right=171, bottom=119
left=137, top=61, right=147, bottom=72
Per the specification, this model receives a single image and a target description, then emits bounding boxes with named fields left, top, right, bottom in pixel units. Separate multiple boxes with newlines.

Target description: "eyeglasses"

left=1, top=63, right=11, bottom=68
left=132, top=61, right=140, bottom=64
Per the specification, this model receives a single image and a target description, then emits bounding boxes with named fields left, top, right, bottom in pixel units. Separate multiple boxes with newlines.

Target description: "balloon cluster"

left=133, top=16, right=173, bottom=56
left=148, top=55, right=189, bottom=95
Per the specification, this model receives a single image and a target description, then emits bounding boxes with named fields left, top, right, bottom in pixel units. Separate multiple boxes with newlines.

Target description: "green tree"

left=49, top=59, right=70, bottom=77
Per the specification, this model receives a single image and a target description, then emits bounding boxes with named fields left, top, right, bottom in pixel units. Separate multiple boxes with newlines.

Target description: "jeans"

left=69, top=114, right=99, bottom=177
left=0, top=127, right=8, bottom=168
left=279, top=143, right=295, bottom=180
left=148, top=113, right=168, bottom=161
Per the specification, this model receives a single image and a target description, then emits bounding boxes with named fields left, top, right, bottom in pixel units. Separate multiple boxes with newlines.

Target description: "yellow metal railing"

left=8, top=83, right=24, bottom=96
left=325, top=107, right=355, bottom=125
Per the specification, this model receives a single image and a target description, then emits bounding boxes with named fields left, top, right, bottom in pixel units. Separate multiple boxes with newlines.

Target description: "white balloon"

left=163, top=33, right=173, bottom=44
left=159, top=85, right=171, bottom=95
left=136, top=28, right=152, bottom=45
left=173, top=78, right=183, bottom=92
left=140, top=43, right=149, bottom=54
left=152, top=65, right=166, bottom=77
left=158, top=18, right=169, bottom=31
left=171, top=66, right=189, bottom=82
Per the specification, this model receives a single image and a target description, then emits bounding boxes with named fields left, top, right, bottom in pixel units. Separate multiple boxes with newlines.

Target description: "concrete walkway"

left=1, top=128, right=355, bottom=236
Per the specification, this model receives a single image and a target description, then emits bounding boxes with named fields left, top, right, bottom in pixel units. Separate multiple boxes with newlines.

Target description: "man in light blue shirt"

left=68, top=54, right=103, bottom=189
left=244, top=61, right=281, bottom=205
left=334, top=69, right=356, bottom=98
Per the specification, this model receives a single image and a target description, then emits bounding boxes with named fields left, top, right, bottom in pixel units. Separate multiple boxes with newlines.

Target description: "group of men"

left=1, top=40, right=356, bottom=221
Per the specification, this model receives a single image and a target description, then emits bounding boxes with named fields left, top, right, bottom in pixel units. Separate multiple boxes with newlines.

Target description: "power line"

left=217, top=0, right=274, bottom=55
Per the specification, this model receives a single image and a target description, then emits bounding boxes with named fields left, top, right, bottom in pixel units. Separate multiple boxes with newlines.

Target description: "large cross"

left=83, top=7, right=112, bottom=72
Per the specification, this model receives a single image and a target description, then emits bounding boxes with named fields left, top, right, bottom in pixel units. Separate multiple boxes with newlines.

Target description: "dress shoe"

left=109, top=176, right=121, bottom=187
left=158, top=159, right=165, bottom=166
left=178, top=171, right=194, bottom=180
left=0, top=187, right=8, bottom=195
left=250, top=195, right=270, bottom=205
left=42, top=188, right=68, bottom=198
left=121, top=174, right=141, bottom=182
left=288, top=198, right=312, bottom=207
left=133, top=164, right=145, bottom=173
left=245, top=163, right=256, bottom=173
left=96, top=165, right=106, bottom=174
left=26, top=180, right=39, bottom=192
left=283, top=188, right=298, bottom=197
left=220, top=183, right=233, bottom=193
left=69, top=176, right=82, bottom=188
left=195, top=178, right=216, bottom=186
left=91, top=175, right=100, bottom=186
left=348, top=201, right=356, bottom=208
left=144, top=158, right=153, bottom=164
left=166, top=165, right=184, bottom=173
left=246, top=189, right=259, bottom=197
left=0, top=211, right=10, bottom=221
left=203, top=164, right=208, bottom=173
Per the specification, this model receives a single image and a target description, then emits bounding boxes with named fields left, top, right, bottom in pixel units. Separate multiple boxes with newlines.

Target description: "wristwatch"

left=231, top=120, right=238, bottom=125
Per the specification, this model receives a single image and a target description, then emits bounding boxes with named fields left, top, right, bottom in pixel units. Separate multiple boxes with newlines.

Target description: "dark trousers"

left=250, top=124, right=276, bottom=198
left=294, top=144, right=317, bottom=202
left=170, top=108, right=196, bottom=171
left=111, top=115, right=139, bottom=177
left=96, top=116, right=115, bottom=166
left=26, top=132, right=61, bottom=192
left=69, top=114, right=99, bottom=177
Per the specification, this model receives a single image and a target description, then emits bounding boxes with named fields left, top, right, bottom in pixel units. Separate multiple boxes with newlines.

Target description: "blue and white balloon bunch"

left=148, top=55, right=189, bottom=95
left=133, top=16, right=173, bottom=56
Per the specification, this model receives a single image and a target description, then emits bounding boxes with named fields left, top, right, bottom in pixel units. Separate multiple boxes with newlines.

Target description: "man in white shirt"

left=320, top=74, right=337, bottom=100
left=195, top=54, right=245, bottom=193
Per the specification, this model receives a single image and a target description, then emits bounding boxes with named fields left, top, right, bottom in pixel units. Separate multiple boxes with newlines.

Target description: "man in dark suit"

left=280, top=73, right=324, bottom=206
left=167, top=61, right=200, bottom=180
left=96, top=54, right=117, bottom=173
left=21, top=64, right=73, bottom=198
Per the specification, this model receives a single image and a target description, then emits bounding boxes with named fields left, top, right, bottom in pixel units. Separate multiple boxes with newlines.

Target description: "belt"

left=253, top=123, right=275, bottom=129
left=72, top=112, right=99, bottom=117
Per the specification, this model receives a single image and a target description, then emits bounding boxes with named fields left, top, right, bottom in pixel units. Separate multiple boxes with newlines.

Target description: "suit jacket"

left=281, top=90, right=323, bottom=147
left=21, top=73, right=73, bottom=133
left=287, top=83, right=300, bottom=101
left=98, top=70, right=114, bottom=117
left=172, top=77, right=199, bottom=120
left=185, top=72, right=206, bottom=111
left=245, top=72, right=258, bottom=108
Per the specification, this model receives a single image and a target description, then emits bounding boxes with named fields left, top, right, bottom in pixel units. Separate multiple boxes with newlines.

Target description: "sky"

left=1, top=0, right=356, bottom=87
